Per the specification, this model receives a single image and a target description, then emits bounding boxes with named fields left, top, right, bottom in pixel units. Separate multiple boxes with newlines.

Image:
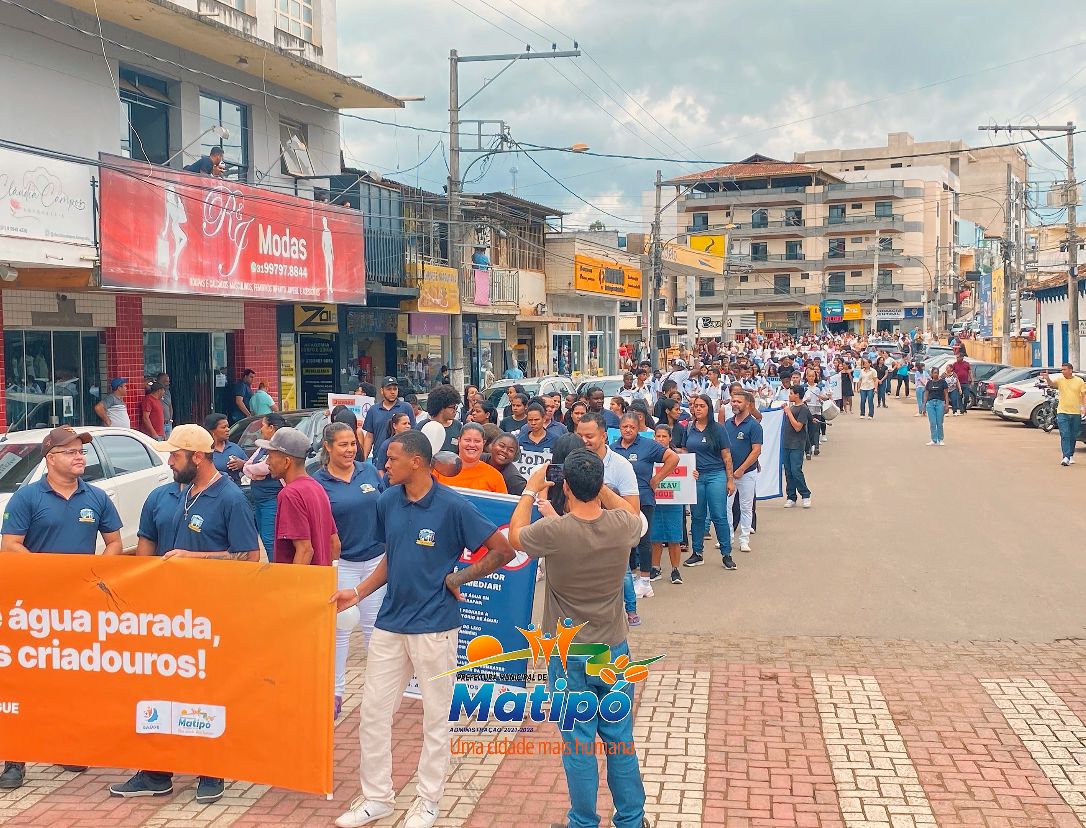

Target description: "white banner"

left=876, top=308, right=905, bottom=320
left=0, top=147, right=95, bottom=267
left=755, top=408, right=784, bottom=500
left=328, top=394, right=374, bottom=423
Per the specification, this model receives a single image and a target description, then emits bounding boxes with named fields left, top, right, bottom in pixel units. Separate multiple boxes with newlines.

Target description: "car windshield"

left=487, top=383, right=537, bottom=407
left=987, top=367, right=1030, bottom=385
left=0, top=444, right=42, bottom=494
left=233, top=413, right=310, bottom=451
left=583, top=378, right=626, bottom=395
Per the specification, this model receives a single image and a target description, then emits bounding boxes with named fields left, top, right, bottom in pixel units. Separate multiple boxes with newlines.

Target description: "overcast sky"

left=337, top=0, right=1086, bottom=229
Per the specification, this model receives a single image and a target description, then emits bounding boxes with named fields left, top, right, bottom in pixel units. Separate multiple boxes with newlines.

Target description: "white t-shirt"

left=601, top=448, right=639, bottom=498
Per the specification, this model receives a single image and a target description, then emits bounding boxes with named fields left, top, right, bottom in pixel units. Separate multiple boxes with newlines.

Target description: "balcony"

left=274, top=26, right=324, bottom=63
left=823, top=181, right=906, bottom=201
left=692, top=218, right=808, bottom=238
left=365, top=228, right=418, bottom=294
left=460, top=266, right=520, bottom=312
left=732, top=286, right=807, bottom=296
left=197, top=0, right=256, bottom=36
left=823, top=214, right=905, bottom=233
left=733, top=252, right=809, bottom=270
left=682, top=186, right=807, bottom=209
left=822, top=249, right=909, bottom=267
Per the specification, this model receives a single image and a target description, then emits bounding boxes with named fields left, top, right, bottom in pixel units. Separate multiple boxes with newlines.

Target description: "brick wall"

left=105, top=294, right=145, bottom=426
left=229, top=302, right=279, bottom=406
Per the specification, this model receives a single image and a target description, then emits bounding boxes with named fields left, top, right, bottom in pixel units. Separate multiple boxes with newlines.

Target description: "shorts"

left=650, top=504, right=683, bottom=544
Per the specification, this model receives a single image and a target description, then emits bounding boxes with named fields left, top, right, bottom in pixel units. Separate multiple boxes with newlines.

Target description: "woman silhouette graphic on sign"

left=321, top=216, right=334, bottom=299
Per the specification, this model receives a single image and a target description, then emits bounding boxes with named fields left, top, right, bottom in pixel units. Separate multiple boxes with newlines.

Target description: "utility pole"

left=447, top=47, right=581, bottom=392
left=647, top=169, right=662, bottom=369
left=1002, top=163, right=1014, bottom=363
left=1014, top=179, right=1025, bottom=341
left=979, top=122, right=1078, bottom=364
left=869, top=246, right=880, bottom=336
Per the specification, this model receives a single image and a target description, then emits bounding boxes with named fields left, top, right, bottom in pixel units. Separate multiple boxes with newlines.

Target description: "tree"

left=588, top=220, right=607, bottom=231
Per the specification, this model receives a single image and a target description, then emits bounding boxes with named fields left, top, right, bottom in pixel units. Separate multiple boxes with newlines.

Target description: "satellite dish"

left=282, top=134, right=315, bottom=177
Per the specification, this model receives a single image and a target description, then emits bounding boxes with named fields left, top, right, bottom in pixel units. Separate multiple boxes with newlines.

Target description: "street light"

left=164, top=124, right=230, bottom=167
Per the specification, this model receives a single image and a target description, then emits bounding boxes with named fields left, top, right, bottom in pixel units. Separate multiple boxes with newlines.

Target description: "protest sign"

left=0, top=555, right=335, bottom=795
left=328, top=393, right=374, bottom=423
left=652, top=454, right=696, bottom=505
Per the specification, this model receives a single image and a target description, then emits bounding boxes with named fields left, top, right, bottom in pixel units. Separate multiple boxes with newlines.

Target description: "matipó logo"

left=135, top=701, right=225, bottom=738
left=78, top=508, right=95, bottom=523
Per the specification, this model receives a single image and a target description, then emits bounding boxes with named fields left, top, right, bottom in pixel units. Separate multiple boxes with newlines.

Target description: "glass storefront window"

left=397, top=314, right=449, bottom=392
left=587, top=332, right=604, bottom=377
left=3, top=330, right=103, bottom=432
left=551, top=332, right=581, bottom=377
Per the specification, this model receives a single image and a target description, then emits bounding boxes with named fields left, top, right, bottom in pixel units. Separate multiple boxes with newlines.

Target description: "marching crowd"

left=3, top=329, right=945, bottom=828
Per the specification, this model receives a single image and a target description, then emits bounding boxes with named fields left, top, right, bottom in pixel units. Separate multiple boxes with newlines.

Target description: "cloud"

left=336, top=0, right=1086, bottom=227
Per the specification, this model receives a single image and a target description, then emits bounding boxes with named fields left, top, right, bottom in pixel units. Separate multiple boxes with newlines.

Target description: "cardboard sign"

left=652, top=454, right=696, bottom=505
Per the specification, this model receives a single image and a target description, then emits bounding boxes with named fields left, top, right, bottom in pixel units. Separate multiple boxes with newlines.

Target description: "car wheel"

left=1028, top=405, right=1044, bottom=428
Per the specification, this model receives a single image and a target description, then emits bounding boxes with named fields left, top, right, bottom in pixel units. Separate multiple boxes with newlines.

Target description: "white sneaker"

left=783, top=500, right=795, bottom=508
left=739, top=539, right=751, bottom=552
left=801, top=498, right=812, bottom=509
left=953, top=412, right=961, bottom=417
left=914, top=413, right=921, bottom=417
left=335, top=798, right=394, bottom=828
left=1062, top=457, right=1071, bottom=466
left=633, top=579, right=654, bottom=599
left=404, top=798, right=439, bottom=828
left=937, top=441, right=945, bottom=446
left=1070, top=457, right=1077, bottom=464
left=926, top=441, right=935, bottom=446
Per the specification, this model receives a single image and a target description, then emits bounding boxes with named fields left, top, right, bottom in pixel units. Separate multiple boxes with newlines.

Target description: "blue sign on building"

left=903, top=307, right=925, bottom=319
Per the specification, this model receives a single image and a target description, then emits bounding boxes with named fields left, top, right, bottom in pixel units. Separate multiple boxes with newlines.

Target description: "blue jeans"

left=916, top=387, right=926, bottom=414
left=859, top=389, right=875, bottom=417
left=548, top=641, right=645, bottom=828
left=623, top=570, right=636, bottom=613
left=949, top=388, right=962, bottom=413
left=253, top=498, right=277, bottom=561
left=782, top=447, right=810, bottom=501
left=876, top=381, right=888, bottom=407
left=1057, top=412, right=1081, bottom=459
left=926, top=399, right=945, bottom=442
left=691, top=469, right=731, bottom=556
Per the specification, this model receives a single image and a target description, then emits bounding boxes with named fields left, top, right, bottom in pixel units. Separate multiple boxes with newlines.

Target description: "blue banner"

left=453, top=490, right=539, bottom=689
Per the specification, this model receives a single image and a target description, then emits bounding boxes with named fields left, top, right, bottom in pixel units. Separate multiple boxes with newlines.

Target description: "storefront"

left=3, top=329, right=102, bottom=431
left=807, top=303, right=866, bottom=335
left=142, top=329, right=227, bottom=425
left=399, top=311, right=450, bottom=390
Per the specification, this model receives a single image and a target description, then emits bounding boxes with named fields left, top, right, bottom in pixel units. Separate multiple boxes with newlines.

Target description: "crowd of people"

left=2, top=331, right=948, bottom=828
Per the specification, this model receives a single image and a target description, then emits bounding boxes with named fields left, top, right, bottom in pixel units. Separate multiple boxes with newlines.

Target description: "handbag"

left=821, top=400, right=840, bottom=421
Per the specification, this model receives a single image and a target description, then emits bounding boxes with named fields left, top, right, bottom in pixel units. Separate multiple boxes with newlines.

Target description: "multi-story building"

left=794, top=131, right=1028, bottom=235
left=665, top=155, right=958, bottom=335
left=0, top=0, right=402, bottom=430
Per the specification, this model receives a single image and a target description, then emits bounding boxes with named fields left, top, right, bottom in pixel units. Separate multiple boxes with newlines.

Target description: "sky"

left=336, top=0, right=1086, bottom=230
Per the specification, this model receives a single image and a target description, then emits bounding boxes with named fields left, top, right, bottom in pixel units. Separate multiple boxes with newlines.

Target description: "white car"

left=0, top=427, right=173, bottom=552
left=993, top=374, right=1086, bottom=427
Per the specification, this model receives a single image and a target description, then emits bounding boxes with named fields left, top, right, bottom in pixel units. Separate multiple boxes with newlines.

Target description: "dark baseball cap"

left=42, top=426, right=92, bottom=454
left=255, top=426, right=311, bottom=459
left=381, top=376, right=399, bottom=388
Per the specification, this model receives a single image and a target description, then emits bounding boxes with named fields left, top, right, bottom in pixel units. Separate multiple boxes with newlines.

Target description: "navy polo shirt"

left=684, top=423, right=730, bottom=474
left=516, top=428, right=559, bottom=477
left=610, top=435, right=666, bottom=505
left=2, top=476, right=121, bottom=554
left=724, top=415, right=764, bottom=471
left=601, top=409, right=621, bottom=429
left=213, top=441, right=248, bottom=486
left=248, top=447, right=282, bottom=503
left=171, top=475, right=259, bottom=555
left=314, top=461, right=385, bottom=562
left=545, top=420, right=568, bottom=439
left=374, top=481, right=497, bottom=634
left=137, top=482, right=185, bottom=555
left=363, top=399, right=416, bottom=460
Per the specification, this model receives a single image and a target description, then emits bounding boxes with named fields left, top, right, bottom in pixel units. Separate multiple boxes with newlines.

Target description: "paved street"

left=5, top=396, right=1086, bottom=827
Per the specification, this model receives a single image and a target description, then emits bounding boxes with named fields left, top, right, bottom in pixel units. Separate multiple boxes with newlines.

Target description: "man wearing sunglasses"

left=0, top=426, right=123, bottom=790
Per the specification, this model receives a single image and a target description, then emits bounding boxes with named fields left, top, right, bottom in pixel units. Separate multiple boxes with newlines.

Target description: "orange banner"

left=0, top=555, right=335, bottom=795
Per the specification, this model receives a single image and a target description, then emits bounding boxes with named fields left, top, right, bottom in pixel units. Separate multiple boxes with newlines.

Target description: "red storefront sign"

left=98, top=155, right=365, bottom=303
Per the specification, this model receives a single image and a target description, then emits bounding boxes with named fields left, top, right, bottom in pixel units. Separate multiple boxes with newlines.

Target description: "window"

left=827, top=272, right=845, bottom=291
left=200, top=93, right=249, bottom=178
left=785, top=240, right=803, bottom=260
left=877, top=269, right=893, bottom=288
left=691, top=212, right=708, bottom=230
left=851, top=203, right=862, bottom=210
left=785, top=208, right=802, bottom=226
left=800, top=272, right=810, bottom=280
left=751, top=209, right=768, bottom=228
left=890, top=162, right=902, bottom=168
left=828, top=238, right=845, bottom=259
left=119, top=68, right=171, bottom=164
left=276, top=0, right=315, bottom=42
left=828, top=204, right=845, bottom=225
left=619, top=300, right=639, bottom=313
left=739, top=274, right=748, bottom=283
left=851, top=237, right=864, bottom=244
left=82, top=442, right=106, bottom=483
left=773, top=275, right=791, bottom=294
left=699, top=278, right=715, bottom=297
left=850, top=270, right=862, bottom=278
left=854, top=165, right=865, bottom=171
left=878, top=236, right=892, bottom=251
left=874, top=201, right=892, bottom=217
left=279, top=119, right=308, bottom=175
left=750, top=242, right=768, bottom=261
left=99, top=435, right=156, bottom=475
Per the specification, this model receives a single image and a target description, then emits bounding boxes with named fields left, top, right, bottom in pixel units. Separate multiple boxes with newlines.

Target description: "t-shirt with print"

left=519, top=509, right=642, bottom=646
left=782, top=404, right=810, bottom=450
left=925, top=378, right=949, bottom=403
left=273, top=475, right=335, bottom=565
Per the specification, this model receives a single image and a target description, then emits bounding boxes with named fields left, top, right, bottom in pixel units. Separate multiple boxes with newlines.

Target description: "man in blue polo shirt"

left=0, top=425, right=123, bottom=790
left=725, top=389, right=763, bottom=553
left=361, top=377, right=416, bottom=462
left=109, top=424, right=258, bottom=806
left=332, top=430, right=514, bottom=828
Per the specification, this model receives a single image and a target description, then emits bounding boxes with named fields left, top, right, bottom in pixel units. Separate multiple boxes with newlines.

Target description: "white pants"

left=734, top=470, right=758, bottom=544
left=358, top=627, right=458, bottom=806
left=335, top=556, right=386, bottom=696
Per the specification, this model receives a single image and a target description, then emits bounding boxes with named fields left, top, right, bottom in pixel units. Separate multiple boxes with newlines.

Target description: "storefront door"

left=3, top=330, right=103, bottom=432
left=298, top=334, right=337, bottom=409
left=144, top=331, right=216, bottom=426
left=551, top=332, right=581, bottom=377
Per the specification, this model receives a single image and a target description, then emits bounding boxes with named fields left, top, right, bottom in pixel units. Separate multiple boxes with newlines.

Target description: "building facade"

left=0, top=0, right=401, bottom=431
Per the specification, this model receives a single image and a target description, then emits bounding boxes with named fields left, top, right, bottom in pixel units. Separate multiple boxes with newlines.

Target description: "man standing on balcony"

left=183, top=146, right=225, bottom=177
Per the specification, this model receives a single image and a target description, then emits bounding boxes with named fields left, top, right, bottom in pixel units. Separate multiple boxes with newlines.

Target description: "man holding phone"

left=1041, top=363, right=1086, bottom=465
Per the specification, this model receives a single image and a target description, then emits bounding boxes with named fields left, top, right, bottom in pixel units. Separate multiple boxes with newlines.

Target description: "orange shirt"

left=434, top=461, right=508, bottom=494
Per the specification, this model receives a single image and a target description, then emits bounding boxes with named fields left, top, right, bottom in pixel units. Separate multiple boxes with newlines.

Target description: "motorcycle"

left=1037, top=383, right=1086, bottom=437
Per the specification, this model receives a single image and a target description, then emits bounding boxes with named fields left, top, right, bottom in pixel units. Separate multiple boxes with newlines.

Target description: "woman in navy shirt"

left=678, top=394, right=735, bottom=569
left=242, top=412, right=287, bottom=556
left=204, top=413, right=248, bottom=486
left=611, top=413, right=678, bottom=596
left=314, top=421, right=385, bottom=720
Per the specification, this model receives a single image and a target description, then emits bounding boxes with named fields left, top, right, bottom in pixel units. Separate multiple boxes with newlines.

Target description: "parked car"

left=228, top=409, right=330, bottom=490
left=953, top=362, right=1010, bottom=408
left=575, top=375, right=630, bottom=411
left=974, top=366, right=1058, bottom=411
left=484, top=376, right=579, bottom=416
left=993, top=373, right=1086, bottom=427
left=0, top=427, right=172, bottom=552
